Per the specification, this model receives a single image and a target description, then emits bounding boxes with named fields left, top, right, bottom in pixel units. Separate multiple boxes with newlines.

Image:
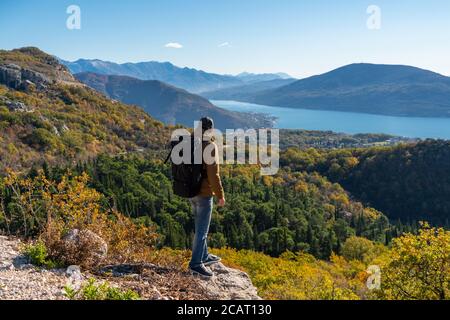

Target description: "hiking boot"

left=203, top=254, right=221, bottom=266
left=190, top=264, right=213, bottom=278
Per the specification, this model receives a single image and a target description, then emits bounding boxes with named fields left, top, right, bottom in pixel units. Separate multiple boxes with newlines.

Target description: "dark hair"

left=200, top=117, right=214, bottom=132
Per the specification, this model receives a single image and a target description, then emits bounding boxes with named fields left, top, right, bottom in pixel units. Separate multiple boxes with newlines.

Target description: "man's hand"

left=217, top=198, right=226, bottom=207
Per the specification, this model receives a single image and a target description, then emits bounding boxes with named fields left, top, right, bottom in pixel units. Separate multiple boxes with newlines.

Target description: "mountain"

left=202, top=78, right=296, bottom=101
left=61, top=58, right=243, bottom=93
left=0, top=47, right=171, bottom=171
left=227, top=63, right=450, bottom=118
left=74, top=72, right=272, bottom=130
left=1, top=47, right=77, bottom=86
left=61, top=58, right=293, bottom=94
left=236, top=72, right=293, bottom=83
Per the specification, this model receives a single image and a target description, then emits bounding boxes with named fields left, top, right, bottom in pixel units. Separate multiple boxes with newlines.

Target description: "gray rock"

left=195, top=262, right=262, bottom=300
left=5, top=101, right=31, bottom=112
left=0, top=63, right=49, bottom=91
left=52, top=126, right=60, bottom=136
left=0, top=263, right=14, bottom=271
left=21, top=68, right=49, bottom=90
left=61, top=124, right=70, bottom=132
left=61, top=229, right=108, bottom=268
left=17, top=264, right=34, bottom=270
left=0, top=64, right=22, bottom=89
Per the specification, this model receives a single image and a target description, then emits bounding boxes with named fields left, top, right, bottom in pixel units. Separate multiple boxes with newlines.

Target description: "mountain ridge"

left=74, top=72, right=272, bottom=130
left=61, top=58, right=241, bottom=93
left=61, top=58, right=291, bottom=93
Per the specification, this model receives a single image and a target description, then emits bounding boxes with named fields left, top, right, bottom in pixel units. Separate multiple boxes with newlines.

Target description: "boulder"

left=195, top=262, right=262, bottom=300
left=61, top=229, right=108, bottom=268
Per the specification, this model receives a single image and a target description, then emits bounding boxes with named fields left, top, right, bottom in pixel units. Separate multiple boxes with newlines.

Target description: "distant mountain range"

left=204, top=63, right=450, bottom=118
left=74, top=72, right=273, bottom=130
left=61, top=58, right=292, bottom=94
left=202, top=78, right=297, bottom=101
left=236, top=72, right=292, bottom=83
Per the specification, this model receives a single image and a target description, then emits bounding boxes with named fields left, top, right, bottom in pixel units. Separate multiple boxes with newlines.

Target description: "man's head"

left=200, top=117, right=214, bottom=132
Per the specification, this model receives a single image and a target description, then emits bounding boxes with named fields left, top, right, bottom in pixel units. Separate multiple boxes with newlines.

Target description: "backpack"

left=165, top=135, right=205, bottom=198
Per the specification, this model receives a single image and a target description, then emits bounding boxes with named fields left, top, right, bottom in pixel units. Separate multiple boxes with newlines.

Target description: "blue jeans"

left=189, top=195, right=213, bottom=268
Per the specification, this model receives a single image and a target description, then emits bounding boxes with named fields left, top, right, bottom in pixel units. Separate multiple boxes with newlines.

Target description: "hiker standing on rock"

left=168, top=117, right=225, bottom=277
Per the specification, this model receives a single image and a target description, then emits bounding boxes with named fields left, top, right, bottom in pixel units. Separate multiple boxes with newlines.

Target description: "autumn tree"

left=375, top=224, right=450, bottom=300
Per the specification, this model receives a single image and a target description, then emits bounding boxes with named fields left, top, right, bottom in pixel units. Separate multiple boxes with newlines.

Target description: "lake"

left=213, top=100, right=450, bottom=139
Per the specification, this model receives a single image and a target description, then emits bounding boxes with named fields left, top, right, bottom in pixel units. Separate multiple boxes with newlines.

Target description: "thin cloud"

left=218, top=42, right=230, bottom=48
left=165, top=42, right=183, bottom=49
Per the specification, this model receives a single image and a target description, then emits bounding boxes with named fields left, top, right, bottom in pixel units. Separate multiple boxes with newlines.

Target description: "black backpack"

left=165, top=135, right=205, bottom=198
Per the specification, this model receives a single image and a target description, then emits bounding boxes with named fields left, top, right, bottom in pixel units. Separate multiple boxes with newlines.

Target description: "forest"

left=1, top=154, right=399, bottom=261
left=281, top=140, right=450, bottom=225
left=0, top=165, right=448, bottom=300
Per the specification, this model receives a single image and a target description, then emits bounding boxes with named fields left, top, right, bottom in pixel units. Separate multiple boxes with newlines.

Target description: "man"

left=189, top=117, right=226, bottom=277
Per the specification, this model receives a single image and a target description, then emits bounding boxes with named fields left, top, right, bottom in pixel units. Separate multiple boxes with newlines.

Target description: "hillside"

left=1, top=47, right=76, bottom=85
left=225, top=63, right=450, bottom=118
left=281, top=140, right=450, bottom=224
left=0, top=47, right=170, bottom=172
left=74, top=72, right=272, bottom=130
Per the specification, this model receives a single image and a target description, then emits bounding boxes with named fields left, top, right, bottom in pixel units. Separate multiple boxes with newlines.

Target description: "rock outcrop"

left=0, top=97, right=33, bottom=112
left=0, top=63, right=50, bottom=91
left=196, top=262, right=261, bottom=300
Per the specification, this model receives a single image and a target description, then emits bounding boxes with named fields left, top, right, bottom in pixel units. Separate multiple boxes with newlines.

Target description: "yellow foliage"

left=211, top=248, right=364, bottom=300
left=373, top=224, right=450, bottom=300
left=344, top=156, right=359, bottom=168
left=4, top=169, right=158, bottom=265
left=294, top=181, right=309, bottom=193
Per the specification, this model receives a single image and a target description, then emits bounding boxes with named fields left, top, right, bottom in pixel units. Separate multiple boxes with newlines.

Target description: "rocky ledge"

left=197, top=262, right=261, bottom=300
left=0, top=236, right=261, bottom=300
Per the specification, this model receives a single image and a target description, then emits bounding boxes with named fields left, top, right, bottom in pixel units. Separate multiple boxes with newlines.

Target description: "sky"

left=1, top=0, right=450, bottom=78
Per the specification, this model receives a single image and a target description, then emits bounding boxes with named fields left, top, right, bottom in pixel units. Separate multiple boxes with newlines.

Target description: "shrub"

left=25, top=128, right=59, bottom=150
left=64, top=278, right=140, bottom=300
left=341, top=236, right=375, bottom=262
left=212, top=248, right=362, bottom=300
left=2, top=169, right=159, bottom=268
left=24, top=241, right=60, bottom=269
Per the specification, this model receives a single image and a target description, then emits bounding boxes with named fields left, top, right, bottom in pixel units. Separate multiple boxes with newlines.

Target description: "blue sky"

left=1, top=0, right=450, bottom=78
